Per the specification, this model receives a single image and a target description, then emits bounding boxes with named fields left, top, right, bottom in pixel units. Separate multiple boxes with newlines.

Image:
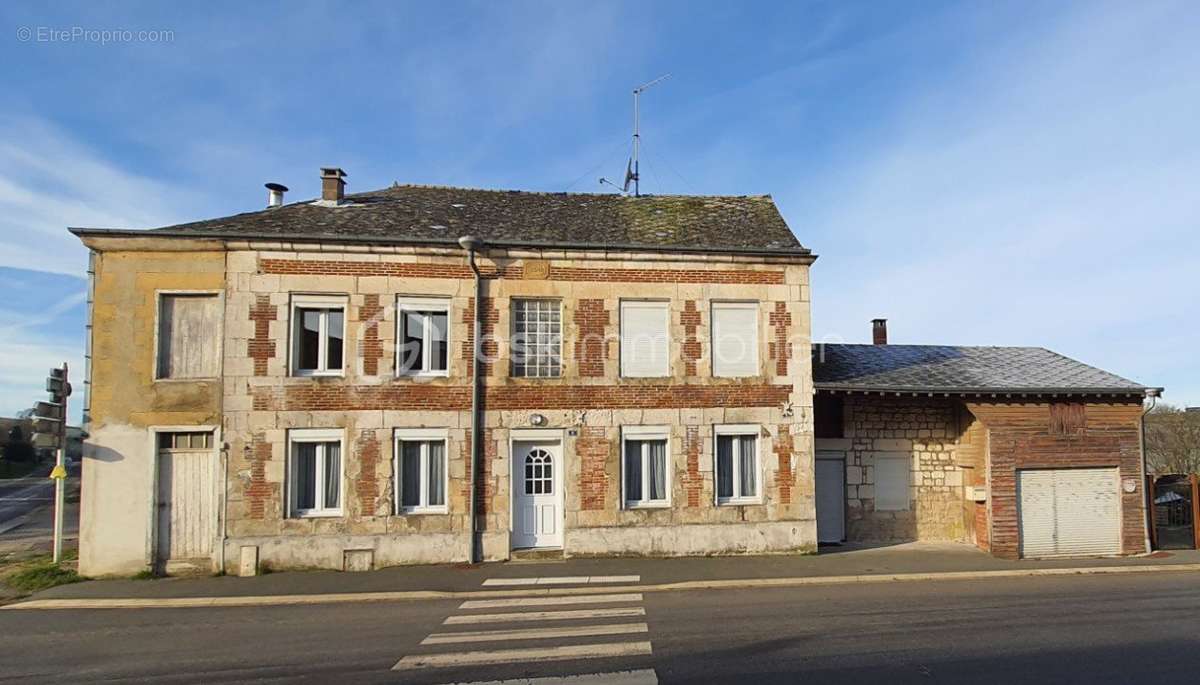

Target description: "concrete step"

left=509, top=548, right=566, bottom=562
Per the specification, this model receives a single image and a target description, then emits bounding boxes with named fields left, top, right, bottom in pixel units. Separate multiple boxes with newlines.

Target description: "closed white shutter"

left=712, top=302, right=758, bottom=377
left=875, top=454, right=911, bottom=511
left=1018, top=468, right=1121, bottom=558
left=620, top=301, right=669, bottom=377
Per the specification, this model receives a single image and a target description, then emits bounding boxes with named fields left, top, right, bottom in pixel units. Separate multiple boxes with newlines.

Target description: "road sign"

left=46, top=369, right=71, bottom=405
left=32, top=432, right=59, bottom=449
left=33, top=401, right=63, bottom=420
left=39, top=363, right=71, bottom=564
left=31, top=417, right=62, bottom=436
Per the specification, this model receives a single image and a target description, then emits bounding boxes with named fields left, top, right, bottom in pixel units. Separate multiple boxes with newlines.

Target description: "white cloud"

left=786, top=1, right=1200, bottom=404
left=0, top=117, right=200, bottom=277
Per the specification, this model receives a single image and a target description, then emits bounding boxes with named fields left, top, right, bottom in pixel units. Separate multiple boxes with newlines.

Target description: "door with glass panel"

left=511, top=440, right=563, bottom=548
left=155, top=431, right=218, bottom=572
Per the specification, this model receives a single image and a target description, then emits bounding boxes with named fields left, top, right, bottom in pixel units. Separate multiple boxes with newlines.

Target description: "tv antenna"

left=600, top=74, right=670, bottom=197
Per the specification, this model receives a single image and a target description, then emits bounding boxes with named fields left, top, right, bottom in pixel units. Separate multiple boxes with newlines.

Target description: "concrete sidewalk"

left=14, top=542, right=1200, bottom=607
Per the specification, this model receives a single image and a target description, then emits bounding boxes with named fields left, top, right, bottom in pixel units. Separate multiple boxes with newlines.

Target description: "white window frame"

left=511, top=298, right=563, bottom=378
left=394, top=428, right=450, bottom=515
left=153, top=290, right=223, bottom=382
left=714, top=424, right=763, bottom=505
left=621, top=426, right=671, bottom=509
left=875, top=453, right=912, bottom=511
left=395, top=297, right=451, bottom=378
left=619, top=300, right=670, bottom=378
left=290, top=294, right=347, bottom=377
left=711, top=301, right=760, bottom=378
left=287, top=428, right=344, bottom=518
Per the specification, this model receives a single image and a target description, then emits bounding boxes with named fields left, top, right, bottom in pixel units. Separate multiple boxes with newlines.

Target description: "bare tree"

left=1145, top=404, right=1200, bottom=474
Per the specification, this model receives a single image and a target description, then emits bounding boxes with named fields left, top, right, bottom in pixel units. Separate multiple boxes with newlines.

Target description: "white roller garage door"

left=1018, top=468, right=1121, bottom=558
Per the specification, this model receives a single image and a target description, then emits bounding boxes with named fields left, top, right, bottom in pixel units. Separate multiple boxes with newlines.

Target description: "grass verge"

left=0, top=553, right=86, bottom=595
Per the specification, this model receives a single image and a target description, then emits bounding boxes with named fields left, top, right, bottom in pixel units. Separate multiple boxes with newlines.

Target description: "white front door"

left=816, top=455, right=846, bottom=543
left=512, top=440, right=563, bottom=549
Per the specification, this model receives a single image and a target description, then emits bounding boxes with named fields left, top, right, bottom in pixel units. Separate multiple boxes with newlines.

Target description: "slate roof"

left=131, top=184, right=809, bottom=255
left=813, top=344, right=1156, bottom=396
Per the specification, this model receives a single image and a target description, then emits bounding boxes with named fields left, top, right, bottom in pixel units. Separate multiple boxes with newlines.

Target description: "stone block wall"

left=817, top=396, right=968, bottom=543
left=216, top=242, right=815, bottom=570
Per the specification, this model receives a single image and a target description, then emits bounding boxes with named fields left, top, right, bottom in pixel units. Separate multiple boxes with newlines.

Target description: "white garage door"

left=1018, top=468, right=1121, bottom=558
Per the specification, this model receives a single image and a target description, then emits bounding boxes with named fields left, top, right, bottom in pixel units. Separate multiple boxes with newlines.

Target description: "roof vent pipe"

left=320, top=167, right=346, bottom=204
left=265, top=182, right=288, bottom=208
left=872, top=318, right=888, bottom=345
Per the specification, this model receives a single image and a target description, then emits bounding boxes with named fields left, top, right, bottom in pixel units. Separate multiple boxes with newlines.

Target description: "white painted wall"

left=79, top=424, right=154, bottom=576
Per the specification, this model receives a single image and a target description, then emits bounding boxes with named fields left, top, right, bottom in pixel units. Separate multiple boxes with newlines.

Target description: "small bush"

left=132, top=570, right=158, bottom=580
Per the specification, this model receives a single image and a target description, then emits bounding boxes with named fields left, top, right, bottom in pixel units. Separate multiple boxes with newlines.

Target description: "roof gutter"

left=67, top=227, right=817, bottom=262
left=814, top=384, right=1163, bottom=397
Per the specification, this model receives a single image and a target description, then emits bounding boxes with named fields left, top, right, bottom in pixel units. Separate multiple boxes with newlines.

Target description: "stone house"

left=70, top=168, right=1159, bottom=576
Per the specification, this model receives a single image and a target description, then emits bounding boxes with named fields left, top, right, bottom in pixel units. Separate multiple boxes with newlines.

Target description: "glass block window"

left=512, top=299, right=561, bottom=378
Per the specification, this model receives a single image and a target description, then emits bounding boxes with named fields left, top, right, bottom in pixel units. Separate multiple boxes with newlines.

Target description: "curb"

left=5, top=563, right=1200, bottom=611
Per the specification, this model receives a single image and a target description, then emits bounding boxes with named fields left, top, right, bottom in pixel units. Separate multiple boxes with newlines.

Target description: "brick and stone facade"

left=73, top=232, right=816, bottom=575
left=815, top=394, right=1149, bottom=558
left=226, top=244, right=814, bottom=569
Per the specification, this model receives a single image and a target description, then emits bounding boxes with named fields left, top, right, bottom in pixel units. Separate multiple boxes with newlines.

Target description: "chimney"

left=320, top=167, right=347, bottom=204
left=872, top=318, right=888, bottom=345
left=265, top=182, right=288, bottom=208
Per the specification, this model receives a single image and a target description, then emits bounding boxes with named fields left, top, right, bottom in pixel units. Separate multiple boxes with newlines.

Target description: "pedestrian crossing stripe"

left=459, top=593, right=643, bottom=610
left=392, top=641, right=653, bottom=670
left=422, top=622, right=648, bottom=645
left=444, top=607, right=646, bottom=625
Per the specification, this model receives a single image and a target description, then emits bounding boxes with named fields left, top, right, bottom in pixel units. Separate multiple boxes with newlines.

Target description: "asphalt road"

left=0, top=470, right=53, bottom=528
left=2, top=572, right=1199, bottom=683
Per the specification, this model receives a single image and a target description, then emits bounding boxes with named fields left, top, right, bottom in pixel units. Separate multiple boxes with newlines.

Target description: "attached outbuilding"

left=811, top=327, right=1159, bottom=560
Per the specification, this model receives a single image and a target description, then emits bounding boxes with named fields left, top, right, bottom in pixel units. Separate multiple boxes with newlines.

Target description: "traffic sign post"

left=33, top=364, right=70, bottom=564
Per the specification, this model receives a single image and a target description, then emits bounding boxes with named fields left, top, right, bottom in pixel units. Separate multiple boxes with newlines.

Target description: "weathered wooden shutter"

left=158, top=294, right=220, bottom=378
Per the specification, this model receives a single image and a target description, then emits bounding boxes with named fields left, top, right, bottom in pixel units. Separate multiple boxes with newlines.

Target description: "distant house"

left=70, top=167, right=1160, bottom=576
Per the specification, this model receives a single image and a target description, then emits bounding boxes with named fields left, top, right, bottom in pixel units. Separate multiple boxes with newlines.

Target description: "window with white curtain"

left=623, top=427, right=670, bottom=507
left=396, top=297, right=450, bottom=376
left=395, top=429, right=449, bottom=514
left=875, top=453, right=911, bottom=511
left=711, top=301, right=759, bottom=377
left=291, top=295, right=346, bottom=376
left=620, top=301, right=669, bottom=377
left=715, top=425, right=760, bottom=504
left=288, top=429, right=343, bottom=517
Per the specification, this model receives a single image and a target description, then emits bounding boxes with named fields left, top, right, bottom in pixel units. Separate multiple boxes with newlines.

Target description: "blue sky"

left=1, top=0, right=1197, bottom=422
